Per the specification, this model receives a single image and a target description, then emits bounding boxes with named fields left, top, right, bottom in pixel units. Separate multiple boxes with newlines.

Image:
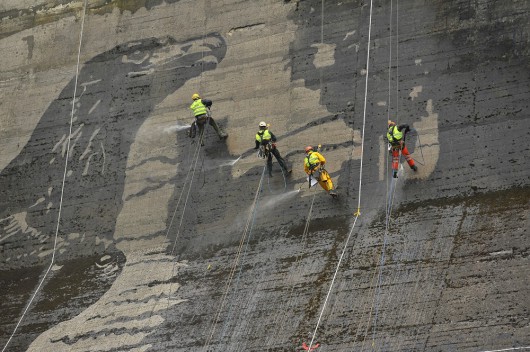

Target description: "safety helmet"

left=388, top=120, right=396, bottom=126
left=305, top=146, right=313, bottom=153
left=258, top=121, right=267, bottom=128
left=192, top=93, right=200, bottom=100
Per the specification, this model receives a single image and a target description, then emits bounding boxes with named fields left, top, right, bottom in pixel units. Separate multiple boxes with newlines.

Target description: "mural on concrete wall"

left=287, top=0, right=440, bottom=191
left=0, top=33, right=226, bottom=350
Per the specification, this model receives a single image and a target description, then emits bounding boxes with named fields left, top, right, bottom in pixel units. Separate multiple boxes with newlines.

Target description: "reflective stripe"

left=190, top=99, right=207, bottom=117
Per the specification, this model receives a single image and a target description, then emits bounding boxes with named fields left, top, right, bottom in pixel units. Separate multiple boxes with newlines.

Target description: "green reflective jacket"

left=190, top=99, right=207, bottom=117
left=387, top=125, right=403, bottom=145
left=256, top=129, right=272, bottom=143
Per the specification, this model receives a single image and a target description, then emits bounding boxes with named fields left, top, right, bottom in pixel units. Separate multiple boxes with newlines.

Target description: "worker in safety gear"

left=189, top=93, right=227, bottom=145
left=304, top=146, right=337, bottom=197
left=254, top=121, right=290, bottom=177
left=387, top=120, right=417, bottom=178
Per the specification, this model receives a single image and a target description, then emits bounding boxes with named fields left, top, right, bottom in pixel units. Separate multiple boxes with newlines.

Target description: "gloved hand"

left=271, top=143, right=277, bottom=148
left=254, top=146, right=259, bottom=149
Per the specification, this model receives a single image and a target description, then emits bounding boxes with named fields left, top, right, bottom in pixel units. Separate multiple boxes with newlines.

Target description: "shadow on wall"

left=0, top=33, right=226, bottom=350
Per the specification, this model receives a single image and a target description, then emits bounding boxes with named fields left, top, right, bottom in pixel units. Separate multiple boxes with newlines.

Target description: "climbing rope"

left=1, top=1, right=89, bottom=351
left=202, top=167, right=266, bottom=351
left=264, top=191, right=317, bottom=351
left=367, top=0, right=400, bottom=347
left=306, top=0, right=374, bottom=349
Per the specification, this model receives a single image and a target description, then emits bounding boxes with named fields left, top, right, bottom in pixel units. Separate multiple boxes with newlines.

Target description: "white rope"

left=264, top=192, right=317, bottom=351
left=477, top=347, right=530, bottom=352
left=1, top=1, right=88, bottom=351
left=306, top=0, right=374, bottom=349
left=368, top=0, right=397, bottom=345
left=202, top=167, right=266, bottom=351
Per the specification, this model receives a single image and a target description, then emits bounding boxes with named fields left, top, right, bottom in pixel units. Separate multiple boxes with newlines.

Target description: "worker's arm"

left=201, top=99, right=213, bottom=108
left=316, top=152, right=326, bottom=165
left=269, top=131, right=277, bottom=143
left=397, top=124, right=410, bottom=133
left=254, top=139, right=260, bottom=149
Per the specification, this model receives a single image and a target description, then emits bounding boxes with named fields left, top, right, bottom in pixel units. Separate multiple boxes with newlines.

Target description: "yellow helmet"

left=192, top=93, right=200, bottom=100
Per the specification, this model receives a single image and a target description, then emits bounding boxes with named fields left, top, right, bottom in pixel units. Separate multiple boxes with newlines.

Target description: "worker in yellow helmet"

left=304, top=146, right=337, bottom=197
left=387, top=120, right=417, bottom=178
left=189, top=93, right=227, bottom=145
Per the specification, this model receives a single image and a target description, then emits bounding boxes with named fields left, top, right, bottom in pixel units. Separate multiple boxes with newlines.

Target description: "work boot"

left=392, top=170, right=398, bottom=178
left=218, top=131, right=228, bottom=140
left=411, top=165, right=418, bottom=172
left=329, top=189, right=338, bottom=198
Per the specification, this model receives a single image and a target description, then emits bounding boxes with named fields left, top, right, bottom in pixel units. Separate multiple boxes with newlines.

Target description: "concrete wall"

left=0, top=0, right=528, bottom=351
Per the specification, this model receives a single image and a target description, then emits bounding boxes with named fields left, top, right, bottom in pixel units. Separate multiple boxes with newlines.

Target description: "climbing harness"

left=257, top=142, right=271, bottom=159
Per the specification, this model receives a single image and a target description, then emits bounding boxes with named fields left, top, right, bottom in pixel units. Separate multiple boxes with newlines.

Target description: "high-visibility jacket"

left=387, top=125, right=404, bottom=146
left=190, top=99, right=208, bottom=117
left=304, top=151, right=326, bottom=174
left=256, top=129, right=272, bottom=143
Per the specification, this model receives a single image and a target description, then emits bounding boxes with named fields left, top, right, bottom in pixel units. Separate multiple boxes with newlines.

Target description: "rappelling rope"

left=264, top=192, right=317, bottom=351
left=368, top=0, right=428, bottom=348
left=367, top=0, right=399, bottom=346
left=202, top=167, right=266, bottom=351
left=159, top=17, right=213, bottom=317
left=1, top=1, right=88, bottom=351
left=306, top=0, right=374, bottom=349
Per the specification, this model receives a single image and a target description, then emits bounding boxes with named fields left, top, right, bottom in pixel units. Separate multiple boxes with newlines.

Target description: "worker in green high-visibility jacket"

left=189, top=93, right=227, bottom=145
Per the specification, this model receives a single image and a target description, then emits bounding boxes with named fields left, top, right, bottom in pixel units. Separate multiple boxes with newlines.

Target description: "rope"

left=264, top=192, right=317, bottom=351
left=1, top=1, right=88, bottom=351
left=306, top=0, right=374, bottom=349
left=202, top=167, right=266, bottom=351
left=412, top=130, right=426, bottom=166
left=477, top=347, right=530, bottom=352
left=368, top=0, right=400, bottom=347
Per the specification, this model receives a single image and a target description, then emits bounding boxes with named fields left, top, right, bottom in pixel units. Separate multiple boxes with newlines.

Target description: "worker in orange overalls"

left=387, top=120, right=417, bottom=178
left=304, top=146, right=337, bottom=197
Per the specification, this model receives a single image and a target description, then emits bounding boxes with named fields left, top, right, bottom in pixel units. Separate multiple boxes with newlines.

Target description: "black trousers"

left=267, top=147, right=287, bottom=175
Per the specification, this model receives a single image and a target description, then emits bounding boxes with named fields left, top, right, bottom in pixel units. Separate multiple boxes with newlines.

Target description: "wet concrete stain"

left=1, top=0, right=529, bottom=350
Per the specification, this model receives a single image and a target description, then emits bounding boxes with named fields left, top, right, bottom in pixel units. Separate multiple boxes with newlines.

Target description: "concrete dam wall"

left=0, top=0, right=528, bottom=351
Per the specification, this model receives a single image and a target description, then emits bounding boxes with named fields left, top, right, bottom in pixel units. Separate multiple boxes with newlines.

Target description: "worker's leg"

left=271, top=148, right=288, bottom=172
left=320, top=169, right=334, bottom=191
left=187, top=120, right=197, bottom=138
left=391, top=147, right=400, bottom=177
left=197, top=120, right=206, bottom=146
left=401, top=145, right=417, bottom=170
left=208, top=117, right=228, bottom=139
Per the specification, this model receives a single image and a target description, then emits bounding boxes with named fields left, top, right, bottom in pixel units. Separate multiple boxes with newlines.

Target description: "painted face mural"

left=0, top=33, right=226, bottom=350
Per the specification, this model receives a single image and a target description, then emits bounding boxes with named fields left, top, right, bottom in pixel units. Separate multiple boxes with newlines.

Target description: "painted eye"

left=128, top=50, right=144, bottom=58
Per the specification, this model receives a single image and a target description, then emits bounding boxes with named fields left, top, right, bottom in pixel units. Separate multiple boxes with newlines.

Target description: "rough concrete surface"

left=0, top=0, right=529, bottom=351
